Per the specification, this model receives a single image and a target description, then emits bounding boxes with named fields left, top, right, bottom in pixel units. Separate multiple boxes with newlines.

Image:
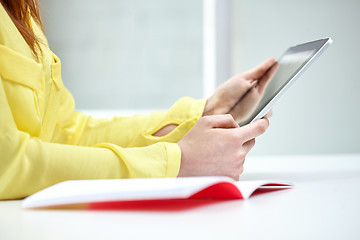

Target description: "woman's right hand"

left=177, top=114, right=269, bottom=180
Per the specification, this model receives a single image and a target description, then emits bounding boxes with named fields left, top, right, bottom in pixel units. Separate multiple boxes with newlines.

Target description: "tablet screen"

left=238, top=38, right=332, bottom=126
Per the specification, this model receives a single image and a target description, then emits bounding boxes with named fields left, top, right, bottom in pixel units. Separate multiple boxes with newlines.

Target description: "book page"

left=22, top=177, right=293, bottom=209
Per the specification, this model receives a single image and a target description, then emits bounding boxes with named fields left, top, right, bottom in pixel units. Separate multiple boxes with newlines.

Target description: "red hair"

left=1, top=0, right=44, bottom=59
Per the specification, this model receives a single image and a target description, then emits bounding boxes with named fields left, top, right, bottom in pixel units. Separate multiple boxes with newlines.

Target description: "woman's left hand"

left=203, top=58, right=277, bottom=122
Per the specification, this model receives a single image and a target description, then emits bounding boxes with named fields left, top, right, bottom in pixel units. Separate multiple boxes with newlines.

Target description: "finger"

left=256, top=62, right=279, bottom=94
left=228, top=101, right=245, bottom=122
left=243, top=58, right=276, bottom=80
left=200, top=114, right=239, bottom=129
left=264, top=109, right=273, bottom=118
left=226, top=79, right=257, bottom=114
left=236, top=117, right=269, bottom=143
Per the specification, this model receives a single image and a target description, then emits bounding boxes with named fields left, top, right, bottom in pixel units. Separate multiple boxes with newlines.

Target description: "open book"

left=22, top=177, right=293, bottom=209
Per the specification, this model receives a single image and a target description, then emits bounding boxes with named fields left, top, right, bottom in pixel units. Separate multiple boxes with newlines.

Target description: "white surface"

left=1, top=155, right=360, bottom=240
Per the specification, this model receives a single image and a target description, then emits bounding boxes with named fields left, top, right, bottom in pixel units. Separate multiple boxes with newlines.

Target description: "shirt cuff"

left=188, top=98, right=207, bottom=119
left=164, top=142, right=182, bottom=177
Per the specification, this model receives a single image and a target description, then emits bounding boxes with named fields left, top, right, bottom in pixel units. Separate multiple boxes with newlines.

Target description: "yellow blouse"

left=0, top=5, right=206, bottom=200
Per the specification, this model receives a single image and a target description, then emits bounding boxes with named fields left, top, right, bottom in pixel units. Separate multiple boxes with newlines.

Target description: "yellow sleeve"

left=52, top=94, right=206, bottom=148
left=0, top=77, right=190, bottom=200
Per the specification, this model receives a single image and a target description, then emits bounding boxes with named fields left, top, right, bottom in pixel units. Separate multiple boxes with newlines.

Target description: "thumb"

left=201, top=114, right=239, bottom=129
left=244, top=57, right=276, bottom=80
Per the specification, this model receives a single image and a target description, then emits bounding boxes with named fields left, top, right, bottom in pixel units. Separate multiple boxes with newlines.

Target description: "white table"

left=1, top=154, right=360, bottom=240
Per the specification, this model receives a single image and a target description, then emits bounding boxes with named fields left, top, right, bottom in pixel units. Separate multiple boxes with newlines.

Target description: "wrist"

left=203, top=99, right=215, bottom=116
left=177, top=140, right=191, bottom=177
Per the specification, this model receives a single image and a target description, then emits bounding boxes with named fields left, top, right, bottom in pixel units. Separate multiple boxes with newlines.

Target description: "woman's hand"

left=204, top=58, right=278, bottom=123
left=177, top=114, right=269, bottom=180
left=152, top=58, right=277, bottom=137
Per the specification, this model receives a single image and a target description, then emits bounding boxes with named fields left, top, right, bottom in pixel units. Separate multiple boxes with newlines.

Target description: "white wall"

left=233, top=0, right=360, bottom=155
left=41, top=0, right=203, bottom=109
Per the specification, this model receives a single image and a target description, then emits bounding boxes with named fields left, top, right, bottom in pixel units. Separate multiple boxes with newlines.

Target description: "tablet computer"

left=238, top=38, right=333, bottom=126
